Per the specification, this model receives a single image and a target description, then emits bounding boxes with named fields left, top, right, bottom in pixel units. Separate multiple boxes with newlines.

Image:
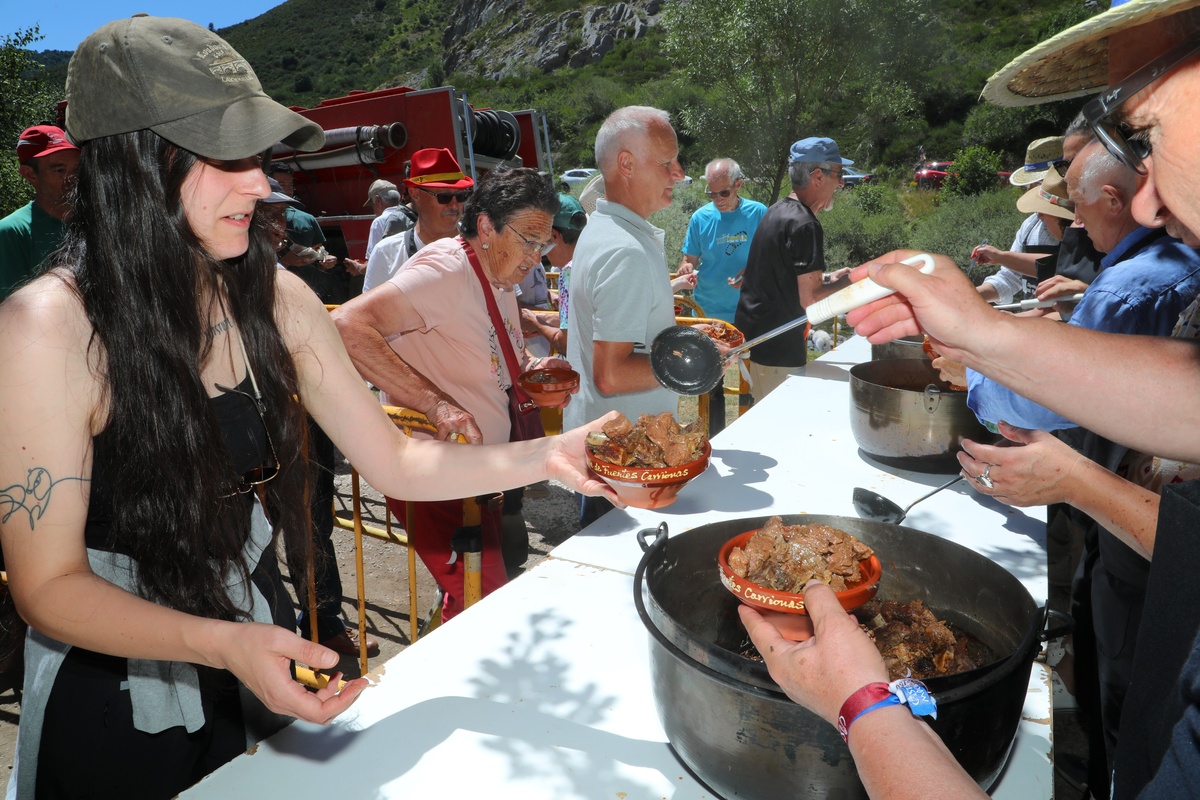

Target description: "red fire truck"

left=270, top=85, right=553, bottom=263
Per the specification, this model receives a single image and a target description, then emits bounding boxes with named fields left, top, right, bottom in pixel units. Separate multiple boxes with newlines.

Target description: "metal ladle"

left=650, top=254, right=936, bottom=395
left=852, top=475, right=965, bottom=524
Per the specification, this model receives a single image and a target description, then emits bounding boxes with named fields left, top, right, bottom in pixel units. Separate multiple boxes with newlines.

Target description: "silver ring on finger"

left=975, top=465, right=994, bottom=490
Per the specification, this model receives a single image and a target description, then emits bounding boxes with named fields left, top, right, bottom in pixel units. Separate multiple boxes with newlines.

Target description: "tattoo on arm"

left=1, top=468, right=88, bottom=529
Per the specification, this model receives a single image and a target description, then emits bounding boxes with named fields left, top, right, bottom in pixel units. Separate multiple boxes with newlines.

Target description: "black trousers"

left=37, top=651, right=244, bottom=799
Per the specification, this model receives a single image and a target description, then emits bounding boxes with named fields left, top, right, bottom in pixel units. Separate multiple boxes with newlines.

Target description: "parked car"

left=559, top=168, right=598, bottom=192
left=677, top=175, right=693, bottom=186
left=914, top=160, right=1013, bottom=190
left=913, top=160, right=954, bottom=189
left=841, top=166, right=874, bottom=188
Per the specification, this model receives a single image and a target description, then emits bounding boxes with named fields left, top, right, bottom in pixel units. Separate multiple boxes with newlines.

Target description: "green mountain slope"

left=20, top=0, right=1101, bottom=172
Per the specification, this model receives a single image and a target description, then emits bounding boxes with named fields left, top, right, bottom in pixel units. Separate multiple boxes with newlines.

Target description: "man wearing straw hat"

left=974, top=136, right=1066, bottom=304
left=737, top=2, right=1200, bottom=797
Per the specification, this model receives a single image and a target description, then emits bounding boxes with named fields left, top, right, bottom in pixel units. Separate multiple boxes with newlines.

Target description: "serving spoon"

left=650, top=253, right=936, bottom=395
left=852, top=475, right=966, bottom=524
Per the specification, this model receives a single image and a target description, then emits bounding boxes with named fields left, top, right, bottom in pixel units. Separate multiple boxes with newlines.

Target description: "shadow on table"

left=197, top=609, right=690, bottom=799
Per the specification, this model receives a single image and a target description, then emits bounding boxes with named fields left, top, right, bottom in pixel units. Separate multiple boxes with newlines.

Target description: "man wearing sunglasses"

left=675, top=159, right=768, bottom=435
left=363, top=148, right=475, bottom=292
left=744, top=3, right=1200, bottom=798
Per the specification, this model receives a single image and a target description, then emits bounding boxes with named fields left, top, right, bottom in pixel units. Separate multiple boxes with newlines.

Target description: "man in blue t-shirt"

left=676, top=158, right=767, bottom=434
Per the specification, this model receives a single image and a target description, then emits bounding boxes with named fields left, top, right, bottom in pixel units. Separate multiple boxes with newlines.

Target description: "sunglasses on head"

left=418, top=186, right=472, bottom=205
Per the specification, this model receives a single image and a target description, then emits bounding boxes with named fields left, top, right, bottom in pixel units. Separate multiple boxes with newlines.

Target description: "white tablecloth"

left=183, top=334, right=1053, bottom=799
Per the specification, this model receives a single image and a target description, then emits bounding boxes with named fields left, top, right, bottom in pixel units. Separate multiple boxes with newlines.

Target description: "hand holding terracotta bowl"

left=517, top=367, right=580, bottom=407
left=717, top=530, right=882, bottom=616
left=585, top=441, right=711, bottom=509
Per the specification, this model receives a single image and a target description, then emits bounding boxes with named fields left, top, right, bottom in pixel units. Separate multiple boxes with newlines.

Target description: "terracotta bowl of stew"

left=717, top=530, right=882, bottom=614
left=690, top=320, right=745, bottom=349
left=517, top=367, right=579, bottom=407
left=586, top=441, right=711, bottom=509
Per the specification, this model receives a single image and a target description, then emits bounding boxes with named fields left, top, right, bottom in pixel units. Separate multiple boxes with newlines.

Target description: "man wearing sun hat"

left=362, top=147, right=474, bottom=292
left=972, top=135, right=1067, bottom=303
left=738, top=2, right=1200, bottom=797
left=1009, top=135, right=1068, bottom=187
left=0, top=125, right=80, bottom=300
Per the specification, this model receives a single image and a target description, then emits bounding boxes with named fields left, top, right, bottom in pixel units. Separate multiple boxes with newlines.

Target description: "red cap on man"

left=16, top=125, right=79, bottom=162
left=403, top=148, right=475, bottom=190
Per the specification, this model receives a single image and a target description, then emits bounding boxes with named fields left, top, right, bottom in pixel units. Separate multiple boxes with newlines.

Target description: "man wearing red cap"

left=362, top=147, right=474, bottom=292
left=0, top=125, right=80, bottom=299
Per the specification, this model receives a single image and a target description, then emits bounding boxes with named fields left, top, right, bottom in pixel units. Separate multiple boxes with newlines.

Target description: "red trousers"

left=386, top=496, right=507, bottom=620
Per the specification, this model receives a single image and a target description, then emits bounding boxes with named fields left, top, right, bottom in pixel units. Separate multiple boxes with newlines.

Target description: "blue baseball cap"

left=789, top=137, right=853, bottom=166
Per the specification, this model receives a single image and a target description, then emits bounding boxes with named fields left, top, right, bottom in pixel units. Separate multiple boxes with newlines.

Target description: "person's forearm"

left=1063, top=458, right=1157, bottom=559
left=542, top=325, right=568, bottom=354
left=17, top=570, right=232, bottom=667
left=532, top=319, right=567, bottom=354
left=960, top=318, right=1200, bottom=462
left=976, top=282, right=1001, bottom=303
left=989, top=250, right=1042, bottom=277
left=593, top=351, right=659, bottom=395
left=849, top=710, right=988, bottom=800
left=333, top=316, right=454, bottom=416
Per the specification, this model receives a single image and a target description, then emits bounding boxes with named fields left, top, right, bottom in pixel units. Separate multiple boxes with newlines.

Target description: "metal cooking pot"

left=849, top=358, right=993, bottom=473
left=634, top=515, right=1067, bottom=800
left=870, top=334, right=925, bottom=360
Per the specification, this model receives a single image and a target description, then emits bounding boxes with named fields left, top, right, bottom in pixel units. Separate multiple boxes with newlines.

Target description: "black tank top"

left=84, top=373, right=265, bottom=552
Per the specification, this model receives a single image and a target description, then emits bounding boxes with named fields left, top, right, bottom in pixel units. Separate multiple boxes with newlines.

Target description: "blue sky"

left=8, top=2, right=284, bottom=52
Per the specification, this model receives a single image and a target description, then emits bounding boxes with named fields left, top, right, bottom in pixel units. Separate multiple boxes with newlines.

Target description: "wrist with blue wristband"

left=837, top=677, right=938, bottom=743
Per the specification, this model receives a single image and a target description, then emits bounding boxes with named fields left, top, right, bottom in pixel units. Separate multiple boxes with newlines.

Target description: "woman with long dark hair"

left=0, top=16, right=615, bottom=798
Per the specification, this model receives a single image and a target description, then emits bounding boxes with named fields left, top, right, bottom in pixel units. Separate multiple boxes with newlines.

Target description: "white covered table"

left=183, top=334, right=1053, bottom=799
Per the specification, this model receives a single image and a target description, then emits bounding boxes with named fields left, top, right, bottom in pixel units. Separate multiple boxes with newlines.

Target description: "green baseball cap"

left=65, top=15, right=324, bottom=159
left=554, top=193, right=587, bottom=231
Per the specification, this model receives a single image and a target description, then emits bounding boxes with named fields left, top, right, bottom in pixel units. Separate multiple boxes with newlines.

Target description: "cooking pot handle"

left=636, top=521, right=669, bottom=553
left=1039, top=608, right=1074, bottom=642
left=923, top=385, right=943, bottom=413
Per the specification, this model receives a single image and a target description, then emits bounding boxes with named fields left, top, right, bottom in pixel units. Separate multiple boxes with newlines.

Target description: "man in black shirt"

left=734, top=137, right=854, bottom=401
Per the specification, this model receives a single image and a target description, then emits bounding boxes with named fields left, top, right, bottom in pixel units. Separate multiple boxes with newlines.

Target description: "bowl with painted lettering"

left=584, top=412, right=710, bottom=509
left=717, top=517, right=882, bottom=614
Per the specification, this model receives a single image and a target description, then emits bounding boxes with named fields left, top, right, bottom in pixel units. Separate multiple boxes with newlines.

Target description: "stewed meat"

left=858, top=599, right=989, bottom=681
left=728, top=516, right=874, bottom=592
left=588, top=412, right=707, bottom=468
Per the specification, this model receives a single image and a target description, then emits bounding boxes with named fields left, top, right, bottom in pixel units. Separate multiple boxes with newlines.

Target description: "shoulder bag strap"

left=458, top=236, right=526, bottom=388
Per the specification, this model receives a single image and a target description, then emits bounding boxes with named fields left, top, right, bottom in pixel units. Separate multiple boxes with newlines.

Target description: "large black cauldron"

left=634, top=515, right=1063, bottom=800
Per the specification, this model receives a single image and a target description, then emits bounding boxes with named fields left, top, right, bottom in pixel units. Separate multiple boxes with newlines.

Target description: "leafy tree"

left=941, top=145, right=1002, bottom=197
left=663, top=0, right=929, bottom=200
left=1, top=26, right=58, bottom=218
